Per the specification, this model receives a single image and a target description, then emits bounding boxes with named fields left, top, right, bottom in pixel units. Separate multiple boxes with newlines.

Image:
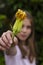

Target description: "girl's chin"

left=19, top=38, right=27, bottom=41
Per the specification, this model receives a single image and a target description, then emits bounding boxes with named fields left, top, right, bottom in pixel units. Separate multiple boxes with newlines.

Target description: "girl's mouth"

left=21, top=34, right=26, bottom=38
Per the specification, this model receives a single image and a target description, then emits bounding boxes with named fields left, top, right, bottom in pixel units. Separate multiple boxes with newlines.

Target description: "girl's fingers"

left=2, top=35, right=11, bottom=47
left=0, top=38, right=10, bottom=49
left=6, top=31, right=13, bottom=44
left=1, top=32, right=11, bottom=47
left=0, top=46, right=6, bottom=51
left=13, top=37, right=18, bottom=45
left=0, top=30, right=13, bottom=51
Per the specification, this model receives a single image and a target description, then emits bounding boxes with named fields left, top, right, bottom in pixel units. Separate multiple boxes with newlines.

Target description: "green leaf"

left=0, top=15, right=7, bottom=20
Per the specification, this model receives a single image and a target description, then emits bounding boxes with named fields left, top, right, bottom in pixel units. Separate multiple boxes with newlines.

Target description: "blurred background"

left=0, top=0, right=43, bottom=65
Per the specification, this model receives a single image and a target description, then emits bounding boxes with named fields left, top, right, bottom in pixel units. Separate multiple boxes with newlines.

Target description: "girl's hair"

left=12, top=10, right=37, bottom=63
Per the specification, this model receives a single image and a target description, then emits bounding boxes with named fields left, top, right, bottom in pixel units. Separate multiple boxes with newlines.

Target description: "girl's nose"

left=21, top=27, right=27, bottom=33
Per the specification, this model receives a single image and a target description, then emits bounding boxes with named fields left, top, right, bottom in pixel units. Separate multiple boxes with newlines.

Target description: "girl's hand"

left=0, top=30, right=18, bottom=51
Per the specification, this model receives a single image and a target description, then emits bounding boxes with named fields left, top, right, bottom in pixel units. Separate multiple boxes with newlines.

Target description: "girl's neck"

left=20, top=40, right=26, bottom=45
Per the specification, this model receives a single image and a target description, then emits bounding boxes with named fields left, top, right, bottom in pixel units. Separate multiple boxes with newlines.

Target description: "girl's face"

left=16, top=18, right=32, bottom=41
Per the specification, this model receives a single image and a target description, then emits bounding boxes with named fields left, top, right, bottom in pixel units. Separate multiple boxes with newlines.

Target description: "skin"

left=0, top=18, right=32, bottom=51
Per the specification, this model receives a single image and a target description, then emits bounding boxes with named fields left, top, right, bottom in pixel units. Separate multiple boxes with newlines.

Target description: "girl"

left=0, top=9, right=37, bottom=65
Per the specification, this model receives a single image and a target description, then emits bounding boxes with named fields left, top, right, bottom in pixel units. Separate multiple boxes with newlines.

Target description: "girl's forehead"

left=23, top=18, right=31, bottom=25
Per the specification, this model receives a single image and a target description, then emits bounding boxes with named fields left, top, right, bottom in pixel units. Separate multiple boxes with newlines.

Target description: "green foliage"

left=0, top=52, right=5, bottom=65
left=0, top=15, right=7, bottom=28
left=31, top=0, right=43, bottom=2
left=0, top=0, right=43, bottom=65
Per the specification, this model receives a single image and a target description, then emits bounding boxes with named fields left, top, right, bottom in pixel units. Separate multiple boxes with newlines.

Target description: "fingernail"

left=10, top=40, right=12, bottom=44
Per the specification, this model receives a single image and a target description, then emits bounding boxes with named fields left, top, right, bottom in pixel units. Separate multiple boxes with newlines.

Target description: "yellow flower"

left=15, top=9, right=27, bottom=20
left=12, top=9, right=27, bottom=36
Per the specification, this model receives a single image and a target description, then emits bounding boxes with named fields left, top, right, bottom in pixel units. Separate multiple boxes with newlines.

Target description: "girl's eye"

left=27, top=26, right=31, bottom=29
left=22, top=25, right=31, bottom=29
left=22, top=25, right=24, bottom=28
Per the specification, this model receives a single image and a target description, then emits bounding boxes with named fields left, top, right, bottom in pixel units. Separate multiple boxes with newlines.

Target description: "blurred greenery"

left=0, top=0, right=43, bottom=65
